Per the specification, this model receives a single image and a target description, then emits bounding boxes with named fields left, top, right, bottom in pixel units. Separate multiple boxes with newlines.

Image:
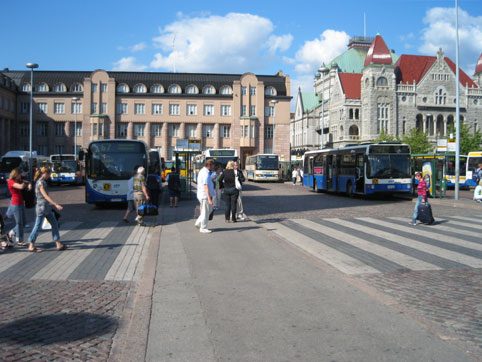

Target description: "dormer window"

left=71, top=83, right=83, bottom=92
left=168, top=84, right=181, bottom=94
left=203, top=85, right=215, bottom=95
left=22, top=83, right=31, bottom=92
left=220, top=86, right=232, bottom=95
left=134, top=84, right=147, bottom=93
left=151, top=84, right=164, bottom=93
left=54, top=83, right=66, bottom=92
left=186, top=85, right=198, bottom=94
left=265, top=87, right=276, bottom=96
left=117, top=84, right=129, bottom=93
left=37, top=83, right=49, bottom=92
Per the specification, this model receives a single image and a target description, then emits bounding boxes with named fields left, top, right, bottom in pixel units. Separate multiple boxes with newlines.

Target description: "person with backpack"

left=166, top=167, right=181, bottom=208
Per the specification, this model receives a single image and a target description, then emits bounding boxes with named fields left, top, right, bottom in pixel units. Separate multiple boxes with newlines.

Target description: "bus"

left=466, top=151, right=482, bottom=186
left=82, top=140, right=149, bottom=204
left=193, top=149, right=238, bottom=182
left=411, top=153, right=468, bottom=188
left=303, top=143, right=412, bottom=196
left=49, top=154, right=83, bottom=185
left=0, top=151, right=49, bottom=183
left=245, top=154, right=280, bottom=181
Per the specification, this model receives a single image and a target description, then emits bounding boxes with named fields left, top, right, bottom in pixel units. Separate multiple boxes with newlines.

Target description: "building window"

left=265, top=106, right=275, bottom=117
left=221, top=105, right=231, bottom=116
left=151, top=84, right=163, bottom=93
left=91, top=102, right=98, bottom=114
left=377, top=103, right=389, bottom=134
left=152, top=104, right=163, bottom=115
left=21, top=102, right=29, bottom=113
left=243, top=125, right=249, bottom=138
left=186, top=85, right=198, bottom=94
left=101, top=84, right=107, bottom=93
left=54, top=84, right=66, bottom=92
left=92, top=123, right=103, bottom=137
left=71, top=83, right=83, bottom=92
left=265, top=126, right=273, bottom=139
left=71, top=102, right=82, bottom=114
left=250, top=105, right=256, bottom=116
left=20, top=123, right=29, bottom=137
left=222, top=125, right=231, bottom=138
left=241, top=105, right=247, bottom=116
left=203, top=85, right=215, bottom=94
left=37, top=102, right=48, bottom=113
left=101, top=103, right=107, bottom=114
left=169, top=104, right=180, bottom=115
left=376, top=77, right=388, bottom=86
left=220, top=86, right=232, bottom=95
left=241, top=86, right=247, bottom=95
left=168, top=85, right=181, bottom=94
left=54, top=103, right=65, bottom=114
left=134, top=84, right=147, bottom=93
left=117, top=124, right=127, bottom=137
left=92, top=84, right=98, bottom=93
left=169, top=124, right=180, bottom=137
left=134, top=103, right=145, bottom=115
left=264, top=147, right=273, bottom=154
left=37, top=123, right=48, bottom=137
left=37, top=83, right=48, bottom=92
left=187, top=104, right=198, bottom=115
left=55, top=123, right=65, bottom=137
left=435, top=88, right=447, bottom=105
left=203, top=105, right=214, bottom=116
left=265, top=87, right=276, bottom=96
left=152, top=124, right=162, bottom=137
left=73, top=123, right=82, bottom=137
left=117, top=103, right=128, bottom=114
left=117, top=84, right=129, bottom=93
left=250, top=87, right=256, bottom=95
left=134, top=124, right=145, bottom=137
left=22, top=83, right=31, bottom=92
left=203, top=125, right=214, bottom=138
left=54, top=145, right=65, bottom=154
left=186, top=124, right=196, bottom=138
left=38, top=145, right=48, bottom=155
left=92, top=123, right=97, bottom=136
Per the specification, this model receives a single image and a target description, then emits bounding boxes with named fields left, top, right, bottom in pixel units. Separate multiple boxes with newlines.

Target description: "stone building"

left=0, top=69, right=291, bottom=165
left=291, top=34, right=482, bottom=153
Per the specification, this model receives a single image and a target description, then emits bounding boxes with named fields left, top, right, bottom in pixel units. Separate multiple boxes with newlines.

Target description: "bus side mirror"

left=78, top=150, right=85, bottom=161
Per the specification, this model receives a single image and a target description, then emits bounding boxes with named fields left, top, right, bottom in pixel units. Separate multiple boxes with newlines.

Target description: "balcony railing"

left=397, top=84, right=416, bottom=92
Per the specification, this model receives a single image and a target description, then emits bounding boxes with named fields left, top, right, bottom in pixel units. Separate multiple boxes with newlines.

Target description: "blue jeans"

left=293, top=177, right=297, bottom=185
left=28, top=212, right=60, bottom=243
left=9, top=204, right=26, bottom=242
left=412, top=195, right=425, bottom=222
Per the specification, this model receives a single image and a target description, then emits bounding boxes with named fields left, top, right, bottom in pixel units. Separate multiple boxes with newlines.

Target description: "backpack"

left=146, top=174, right=159, bottom=190
left=168, top=173, right=180, bottom=192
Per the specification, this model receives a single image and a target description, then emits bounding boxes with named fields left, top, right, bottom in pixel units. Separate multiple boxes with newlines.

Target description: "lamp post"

left=26, top=62, right=38, bottom=182
left=72, top=97, right=80, bottom=155
left=454, top=0, right=461, bottom=200
left=318, top=65, right=329, bottom=149
left=270, top=100, right=278, bottom=154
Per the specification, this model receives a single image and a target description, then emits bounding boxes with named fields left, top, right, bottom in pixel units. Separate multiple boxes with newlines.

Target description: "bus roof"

left=467, top=151, right=482, bottom=157
left=303, top=143, right=410, bottom=157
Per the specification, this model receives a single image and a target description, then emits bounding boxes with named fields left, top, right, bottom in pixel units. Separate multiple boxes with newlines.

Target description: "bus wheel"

left=346, top=181, right=354, bottom=198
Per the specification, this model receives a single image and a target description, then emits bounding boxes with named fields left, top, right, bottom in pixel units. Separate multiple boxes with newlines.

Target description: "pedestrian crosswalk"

left=265, top=214, right=482, bottom=275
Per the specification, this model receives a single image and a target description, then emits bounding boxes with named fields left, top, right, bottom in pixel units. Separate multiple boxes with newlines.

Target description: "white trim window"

left=152, top=104, right=163, bottom=115
left=169, top=104, right=180, bottom=115
left=73, top=123, right=82, bottom=137
left=37, top=102, right=48, bottom=113
left=151, top=84, right=163, bottom=93
left=37, top=83, right=48, bottom=92
left=71, top=83, right=83, bottom=92
left=152, top=124, right=162, bottom=137
left=265, top=126, right=273, bottom=139
left=55, top=122, right=66, bottom=137
left=250, top=86, right=256, bottom=95
left=134, top=103, right=145, bottom=115
left=101, top=84, right=107, bottom=93
left=203, top=85, right=215, bottom=94
left=203, top=125, right=214, bottom=138
left=100, top=103, right=107, bottom=114
left=187, top=104, right=198, bottom=115
left=186, top=124, right=196, bottom=138
left=54, top=102, right=65, bottom=114
left=204, top=105, right=214, bottom=116
left=91, top=102, right=98, bottom=114
left=22, top=83, right=31, bottom=92
left=117, top=124, right=127, bottom=137
left=250, top=105, right=256, bottom=116
left=221, top=105, right=231, bottom=116
left=222, top=125, right=231, bottom=138
left=241, top=86, right=247, bottom=95
left=92, top=84, right=98, bottom=93
left=71, top=102, right=82, bottom=114
left=265, top=106, right=275, bottom=117
left=168, top=85, right=181, bottom=94
left=134, top=84, right=147, bottom=93
left=220, top=86, right=232, bottom=95
left=265, top=87, right=276, bottom=96
left=169, top=124, right=180, bottom=137
left=117, top=84, right=129, bottom=93
left=54, top=84, right=66, bottom=92
left=37, top=122, right=48, bottom=137
left=134, top=124, right=145, bottom=137
left=241, top=105, right=247, bottom=116
left=186, top=85, right=198, bottom=94
left=117, top=103, right=128, bottom=114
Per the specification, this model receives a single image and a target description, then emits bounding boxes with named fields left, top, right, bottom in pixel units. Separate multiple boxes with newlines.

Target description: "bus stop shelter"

left=174, top=150, right=201, bottom=199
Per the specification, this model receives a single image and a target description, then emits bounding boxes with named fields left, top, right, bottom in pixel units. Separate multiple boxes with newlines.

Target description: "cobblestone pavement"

left=0, top=185, right=156, bottom=361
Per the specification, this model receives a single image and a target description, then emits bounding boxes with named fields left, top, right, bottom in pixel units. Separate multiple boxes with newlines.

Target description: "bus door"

left=334, top=156, right=340, bottom=191
left=309, top=157, right=314, bottom=188
left=326, top=155, right=333, bottom=190
left=355, top=153, right=365, bottom=193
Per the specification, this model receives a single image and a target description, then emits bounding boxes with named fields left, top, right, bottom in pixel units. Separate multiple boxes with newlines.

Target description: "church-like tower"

left=475, top=53, right=482, bottom=87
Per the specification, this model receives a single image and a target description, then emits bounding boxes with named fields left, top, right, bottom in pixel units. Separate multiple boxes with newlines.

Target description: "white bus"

left=466, top=151, right=482, bottom=186
left=50, top=154, right=83, bottom=185
left=193, top=149, right=238, bottom=182
left=245, top=154, right=280, bottom=182
left=0, top=151, right=49, bottom=183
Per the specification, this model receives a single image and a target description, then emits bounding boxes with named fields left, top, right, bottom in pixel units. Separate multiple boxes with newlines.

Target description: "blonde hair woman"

left=218, top=160, right=239, bottom=222
left=6, top=168, right=31, bottom=247
left=27, top=167, right=65, bottom=252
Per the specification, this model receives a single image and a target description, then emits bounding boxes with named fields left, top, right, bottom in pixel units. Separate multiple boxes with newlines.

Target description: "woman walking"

left=234, top=161, right=247, bottom=221
left=410, top=172, right=428, bottom=226
left=6, top=168, right=31, bottom=247
left=219, top=161, right=239, bottom=223
left=28, top=167, right=65, bottom=252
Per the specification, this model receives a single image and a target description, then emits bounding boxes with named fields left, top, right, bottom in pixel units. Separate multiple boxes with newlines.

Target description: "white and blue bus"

left=0, top=151, right=49, bottom=183
left=466, top=151, right=482, bottom=187
left=303, top=143, right=412, bottom=196
left=193, top=149, right=238, bottom=182
left=82, top=140, right=148, bottom=204
left=245, top=154, right=280, bottom=182
left=50, top=154, right=83, bottom=185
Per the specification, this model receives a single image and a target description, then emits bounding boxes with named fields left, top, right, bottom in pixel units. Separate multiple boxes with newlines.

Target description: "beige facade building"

left=0, top=69, right=291, bottom=165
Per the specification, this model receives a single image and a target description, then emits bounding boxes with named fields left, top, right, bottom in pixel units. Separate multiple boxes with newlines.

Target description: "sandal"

left=28, top=247, right=42, bottom=253
left=56, top=244, right=67, bottom=251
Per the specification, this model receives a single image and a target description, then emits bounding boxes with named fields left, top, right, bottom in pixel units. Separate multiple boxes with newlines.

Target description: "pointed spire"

left=364, top=34, right=392, bottom=66
left=475, top=53, right=482, bottom=74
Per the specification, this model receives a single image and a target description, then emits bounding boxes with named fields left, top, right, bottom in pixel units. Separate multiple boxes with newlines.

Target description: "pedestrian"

left=6, top=168, right=31, bottom=247
left=146, top=166, right=161, bottom=208
left=296, top=167, right=302, bottom=185
left=474, top=179, right=482, bottom=203
left=212, top=166, right=223, bottom=210
left=194, top=159, right=215, bottom=233
left=292, top=167, right=298, bottom=185
left=219, top=161, right=239, bottom=223
left=299, top=167, right=304, bottom=185
left=122, top=168, right=137, bottom=223
left=133, top=166, right=150, bottom=226
left=27, top=166, right=66, bottom=252
left=476, top=163, right=482, bottom=184
left=234, top=161, right=247, bottom=221
left=166, top=167, right=181, bottom=208
left=409, top=171, right=428, bottom=225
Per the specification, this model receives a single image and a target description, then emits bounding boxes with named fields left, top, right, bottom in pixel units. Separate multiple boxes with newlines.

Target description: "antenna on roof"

left=364, top=13, right=366, bottom=38
left=173, top=33, right=177, bottom=73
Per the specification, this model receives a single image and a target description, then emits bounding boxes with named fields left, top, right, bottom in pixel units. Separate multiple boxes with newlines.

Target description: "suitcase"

left=137, top=203, right=158, bottom=216
left=417, top=202, right=435, bottom=224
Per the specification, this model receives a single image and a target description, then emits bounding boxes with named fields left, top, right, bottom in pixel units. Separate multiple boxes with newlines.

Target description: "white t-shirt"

left=474, top=185, right=482, bottom=200
left=197, top=167, right=214, bottom=200
left=127, top=177, right=134, bottom=201
left=292, top=170, right=298, bottom=178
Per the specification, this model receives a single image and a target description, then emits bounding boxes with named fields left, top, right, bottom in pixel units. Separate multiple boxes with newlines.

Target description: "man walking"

left=195, top=159, right=215, bottom=233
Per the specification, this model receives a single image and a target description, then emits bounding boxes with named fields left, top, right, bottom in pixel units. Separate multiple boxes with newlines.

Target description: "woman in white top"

left=474, top=179, right=482, bottom=202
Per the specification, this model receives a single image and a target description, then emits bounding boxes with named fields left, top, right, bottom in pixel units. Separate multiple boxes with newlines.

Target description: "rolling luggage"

left=417, top=202, right=435, bottom=225
left=137, top=203, right=158, bottom=216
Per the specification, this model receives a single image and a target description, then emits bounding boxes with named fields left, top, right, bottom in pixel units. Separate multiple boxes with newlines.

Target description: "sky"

left=2, top=0, right=482, bottom=105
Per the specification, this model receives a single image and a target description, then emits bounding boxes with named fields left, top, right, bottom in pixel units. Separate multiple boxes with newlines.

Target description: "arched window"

left=168, top=84, right=181, bottom=94
left=349, top=109, right=353, bottom=119
left=376, top=77, right=388, bottom=86
left=133, top=84, right=147, bottom=93
left=37, top=83, right=49, bottom=92
left=416, top=114, right=423, bottom=132
left=203, top=85, right=215, bottom=94
left=434, top=88, right=446, bottom=105
left=150, top=84, right=164, bottom=93
left=71, top=83, right=83, bottom=92
left=54, top=83, right=66, bottom=92
left=22, top=83, right=31, bottom=92
left=349, top=125, right=359, bottom=136
left=264, top=87, right=276, bottom=96
left=220, top=86, right=232, bottom=95
left=447, top=115, right=454, bottom=133
left=185, top=85, right=198, bottom=94
left=117, top=84, right=129, bottom=93
left=436, top=115, right=444, bottom=137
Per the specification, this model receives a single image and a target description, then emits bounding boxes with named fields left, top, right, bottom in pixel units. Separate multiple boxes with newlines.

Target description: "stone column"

left=179, top=122, right=186, bottom=140
left=423, top=115, right=427, bottom=133
left=214, top=123, right=220, bottom=148
left=161, top=123, right=169, bottom=160
left=145, top=122, right=151, bottom=148
left=127, top=122, right=133, bottom=140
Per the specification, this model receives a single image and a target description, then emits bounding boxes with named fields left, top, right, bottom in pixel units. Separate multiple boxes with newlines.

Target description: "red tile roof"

left=474, top=53, right=482, bottom=74
left=339, top=73, right=362, bottom=99
left=394, top=54, right=477, bottom=88
left=364, top=34, right=393, bottom=66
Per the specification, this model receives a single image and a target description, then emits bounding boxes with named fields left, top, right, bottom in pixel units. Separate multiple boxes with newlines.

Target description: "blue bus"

left=82, top=140, right=148, bottom=204
left=303, top=143, right=412, bottom=196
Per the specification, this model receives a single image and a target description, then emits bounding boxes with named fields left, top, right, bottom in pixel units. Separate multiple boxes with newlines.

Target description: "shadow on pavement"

left=0, top=312, right=117, bottom=345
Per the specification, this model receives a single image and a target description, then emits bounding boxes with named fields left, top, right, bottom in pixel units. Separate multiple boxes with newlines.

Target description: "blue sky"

left=2, top=0, right=482, bottom=98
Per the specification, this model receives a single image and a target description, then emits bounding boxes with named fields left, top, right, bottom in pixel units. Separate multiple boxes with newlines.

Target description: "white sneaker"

left=238, top=216, right=246, bottom=221
left=200, top=228, right=212, bottom=233
left=194, top=223, right=200, bottom=229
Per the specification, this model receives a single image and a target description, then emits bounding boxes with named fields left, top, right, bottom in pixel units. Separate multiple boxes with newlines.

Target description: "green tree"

left=447, top=123, right=482, bottom=155
left=373, top=129, right=395, bottom=142
left=401, top=128, right=433, bottom=154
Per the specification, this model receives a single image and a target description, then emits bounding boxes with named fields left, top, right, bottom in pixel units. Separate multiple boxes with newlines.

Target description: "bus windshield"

left=447, top=156, right=467, bottom=176
left=257, top=156, right=278, bottom=170
left=209, top=156, right=238, bottom=169
left=367, top=154, right=411, bottom=178
left=0, top=157, right=22, bottom=172
left=53, top=161, right=77, bottom=173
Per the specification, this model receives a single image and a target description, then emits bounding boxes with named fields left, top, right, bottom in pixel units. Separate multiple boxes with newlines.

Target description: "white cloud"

left=112, top=57, right=147, bottom=71
left=149, top=13, right=292, bottom=73
left=130, top=42, right=147, bottom=52
left=291, top=30, right=350, bottom=75
left=419, top=7, right=482, bottom=73
left=290, top=74, right=315, bottom=96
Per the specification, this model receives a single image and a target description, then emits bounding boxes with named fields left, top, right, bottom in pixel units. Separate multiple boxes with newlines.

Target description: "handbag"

left=41, top=217, right=52, bottom=231
left=23, top=188, right=36, bottom=209
left=235, top=171, right=242, bottom=190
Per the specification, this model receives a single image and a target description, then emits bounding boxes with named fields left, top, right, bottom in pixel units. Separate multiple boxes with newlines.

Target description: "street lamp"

left=318, top=65, right=329, bottom=149
left=72, top=97, right=80, bottom=155
left=26, top=62, right=38, bottom=182
left=270, top=100, right=278, bottom=154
